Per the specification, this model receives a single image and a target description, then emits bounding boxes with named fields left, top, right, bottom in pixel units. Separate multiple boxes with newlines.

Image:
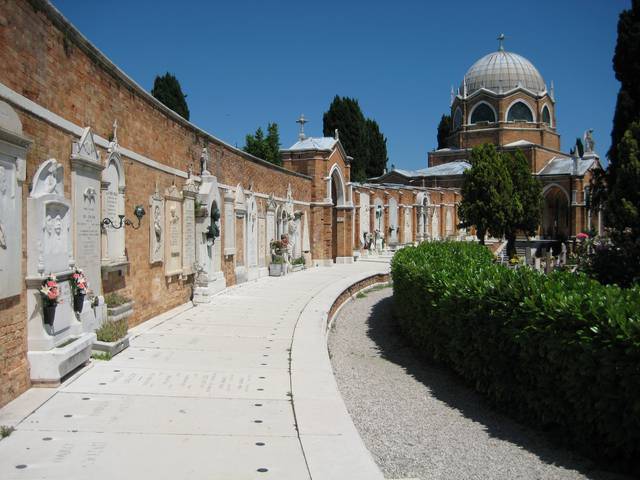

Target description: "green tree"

left=503, top=150, right=543, bottom=258
left=364, top=119, right=388, bottom=178
left=323, top=96, right=368, bottom=181
left=608, top=123, right=640, bottom=238
left=437, top=114, right=452, bottom=150
left=459, top=144, right=513, bottom=244
left=151, top=72, right=190, bottom=120
left=609, top=0, right=640, bottom=169
left=243, top=122, right=282, bottom=166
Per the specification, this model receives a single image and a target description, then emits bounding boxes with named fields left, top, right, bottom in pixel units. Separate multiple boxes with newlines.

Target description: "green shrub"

left=104, top=292, right=131, bottom=307
left=96, top=319, right=128, bottom=342
left=292, top=256, right=305, bottom=265
left=391, top=241, right=640, bottom=472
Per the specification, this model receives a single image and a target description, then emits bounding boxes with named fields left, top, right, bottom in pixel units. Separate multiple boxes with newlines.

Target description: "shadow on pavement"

left=365, top=292, right=631, bottom=480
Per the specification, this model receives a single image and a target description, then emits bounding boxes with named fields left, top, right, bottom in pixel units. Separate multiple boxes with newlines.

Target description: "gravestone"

left=432, top=208, right=440, bottom=239
left=388, top=197, right=399, bottom=245
left=258, top=216, right=266, bottom=268
left=223, top=189, right=235, bottom=256
left=403, top=207, right=413, bottom=244
left=302, top=212, right=311, bottom=265
left=245, top=192, right=259, bottom=280
left=101, top=140, right=127, bottom=270
left=182, top=179, right=198, bottom=275
left=71, top=127, right=103, bottom=295
left=0, top=101, right=29, bottom=300
left=193, top=172, right=225, bottom=303
left=149, top=184, right=164, bottom=264
left=359, top=192, right=370, bottom=248
left=164, top=185, right=183, bottom=277
left=445, top=208, right=454, bottom=237
left=26, top=158, right=95, bottom=382
left=266, top=195, right=276, bottom=252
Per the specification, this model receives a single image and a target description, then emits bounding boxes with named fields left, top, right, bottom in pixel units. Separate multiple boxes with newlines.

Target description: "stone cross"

left=296, top=114, right=307, bottom=141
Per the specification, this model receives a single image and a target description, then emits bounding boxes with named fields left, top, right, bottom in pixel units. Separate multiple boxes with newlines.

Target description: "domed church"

left=373, top=35, right=604, bottom=241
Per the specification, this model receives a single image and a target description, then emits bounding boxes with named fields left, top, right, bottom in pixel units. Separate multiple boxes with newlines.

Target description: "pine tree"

left=243, top=123, right=282, bottom=166
left=364, top=119, right=388, bottom=178
left=459, top=144, right=513, bottom=244
left=323, top=96, right=368, bottom=181
left=437, top=114, right=452, bottom=149
left=151, top=72, right=190, bottom=120
left=265, top=123, right=282, bottom=166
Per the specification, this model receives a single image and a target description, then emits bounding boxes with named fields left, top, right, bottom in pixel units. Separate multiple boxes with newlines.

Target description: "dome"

left=463, top=50, right=546, bottom=95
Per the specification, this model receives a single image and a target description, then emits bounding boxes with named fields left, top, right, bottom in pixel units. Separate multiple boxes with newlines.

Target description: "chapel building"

left=372, top=36, right=604, bottom=241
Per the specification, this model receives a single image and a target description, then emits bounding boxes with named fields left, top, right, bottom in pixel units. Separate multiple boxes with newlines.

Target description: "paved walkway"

left=0, top=260, right=389, bottom=480
left=329, top=288, right=630, bottom=480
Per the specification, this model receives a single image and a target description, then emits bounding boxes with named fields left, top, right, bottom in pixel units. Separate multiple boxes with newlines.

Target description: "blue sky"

left=54, top=0, right=628, bottom=171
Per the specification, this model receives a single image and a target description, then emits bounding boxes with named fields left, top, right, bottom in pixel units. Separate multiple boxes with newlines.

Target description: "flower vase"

left=43, top=303, right=57, bottom=326
left=74, top=293, right=85, bottom=313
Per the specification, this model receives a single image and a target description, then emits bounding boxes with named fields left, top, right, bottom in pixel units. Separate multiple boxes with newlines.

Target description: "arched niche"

left=328, top=163, right=346, bottom=207
left=431, top=208, right=440, bottom=240
left=101, top=152, right=127, bottom=267
left=542, top=184, right=570, bottom=239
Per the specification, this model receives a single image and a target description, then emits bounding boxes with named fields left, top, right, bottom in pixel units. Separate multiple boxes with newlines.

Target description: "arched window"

left=453, top=107, right=463, bottom=130
left=469, top=103, right=496, bottom=124
left=507, top=101, right=534, bottom=122
left=541, top=105, right=551, bottom=126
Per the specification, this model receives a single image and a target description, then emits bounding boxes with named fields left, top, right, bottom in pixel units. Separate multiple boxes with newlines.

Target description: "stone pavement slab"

left=0, top=261, right=389, bottom=479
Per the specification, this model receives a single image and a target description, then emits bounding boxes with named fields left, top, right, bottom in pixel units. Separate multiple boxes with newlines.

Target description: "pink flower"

left=576, top=232, right=589, bottom=240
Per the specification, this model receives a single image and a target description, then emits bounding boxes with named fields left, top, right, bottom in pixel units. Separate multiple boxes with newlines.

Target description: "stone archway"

left=543, top=186, right=570, bottom=239
left=330, top=165, right=346, bottom=262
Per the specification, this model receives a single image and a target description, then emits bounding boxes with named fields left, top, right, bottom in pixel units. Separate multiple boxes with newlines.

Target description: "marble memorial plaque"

left=182, top=196, right=195, bottom=274
left=164, top=186, right=183, bottom=276
left=71, top=128, right=103, bottom=291
left=0, top=155, right=22, bottom=299
left=258, top=217, right=266, bottom=267
left=149, top=191, right=164, bottom=264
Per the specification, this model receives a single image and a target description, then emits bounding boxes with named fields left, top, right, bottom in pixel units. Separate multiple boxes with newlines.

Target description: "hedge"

left=391, top=241, right=640, bottom=472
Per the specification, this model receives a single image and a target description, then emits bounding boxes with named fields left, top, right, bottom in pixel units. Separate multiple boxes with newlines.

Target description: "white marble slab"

left=61, top=365, right=291, bottom=400
left=0, top=430, right=310, bottom=480
left=21, top=392, right=296, bottom=437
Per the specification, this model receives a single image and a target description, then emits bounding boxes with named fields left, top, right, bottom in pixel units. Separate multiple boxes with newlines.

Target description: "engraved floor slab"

left=20, top=392, right=296, bottom=437
left=131, top=332, right=291, bottom=352
left=0, top=430, right=309, bottom=480
left=149, top=322, right=294, bottom=339
left=108, top=346, right=290, bottom=370
left=62, top=365, right=291, bottom=400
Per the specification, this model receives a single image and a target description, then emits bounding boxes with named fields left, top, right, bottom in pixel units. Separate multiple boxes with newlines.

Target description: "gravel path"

left=328, top=287, right=630, bottom=480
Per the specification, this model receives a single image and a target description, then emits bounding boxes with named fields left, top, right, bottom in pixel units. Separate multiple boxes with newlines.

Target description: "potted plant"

left=104, top=292, right=134, bottom=322
left=70, top=268, right=89, bottom=313
left=39, top=273, right=61, bottom=327
left=269, top=239, right=287, bottom=276
left=291, top=256, right=305, bottom=272
left=93, top=316, right=130, bottom=357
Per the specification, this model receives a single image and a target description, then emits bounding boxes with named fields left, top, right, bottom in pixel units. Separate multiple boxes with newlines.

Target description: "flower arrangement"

left=70, top=268, right=89, bottom=296
left=576, top=232, right=589, bottom=240
left=40, top=274, right=61, bottom=306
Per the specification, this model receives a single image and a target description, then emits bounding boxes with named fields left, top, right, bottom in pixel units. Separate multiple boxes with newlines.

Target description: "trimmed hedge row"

left=391, top=241, right=640, bottom=471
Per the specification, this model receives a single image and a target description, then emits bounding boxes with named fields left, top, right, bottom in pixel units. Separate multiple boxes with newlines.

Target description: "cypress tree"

left=323, top=96, right=368, bottom=181
left=364, top=119, right=388, bottom=178
left=437, top=114, right=452, bottom=149
left=609, top=0, right=640, bottom=166
left=151, top=72, right=190, bottom=120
